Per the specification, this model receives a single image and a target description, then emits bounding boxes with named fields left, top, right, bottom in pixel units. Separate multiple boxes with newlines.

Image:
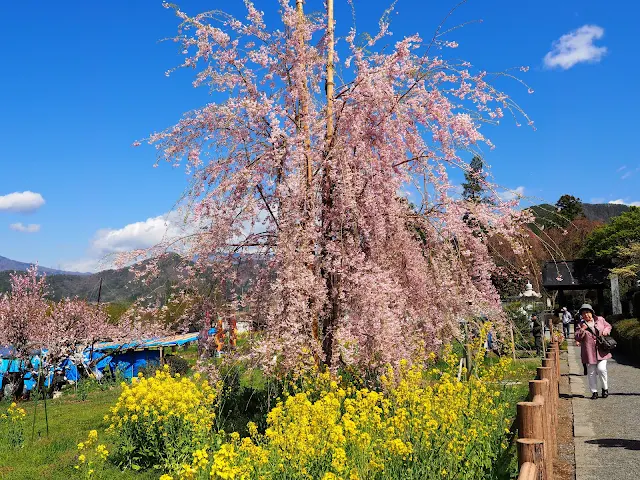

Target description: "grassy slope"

left=0, top=388, right=156, bottom=480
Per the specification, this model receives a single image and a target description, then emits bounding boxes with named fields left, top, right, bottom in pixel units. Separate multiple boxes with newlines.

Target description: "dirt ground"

left=555, top=352, right=576, bottom=480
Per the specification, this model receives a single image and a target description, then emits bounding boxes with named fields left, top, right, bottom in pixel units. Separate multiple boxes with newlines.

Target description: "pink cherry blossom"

left=130, top=1, right=534, bottom=374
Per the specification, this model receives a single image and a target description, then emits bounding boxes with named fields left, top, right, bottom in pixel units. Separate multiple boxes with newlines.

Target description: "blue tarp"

left=110, top=350, right=161, bottom=379
left=1, top=328, right=216, bottom=387
left=92, top=328, right=216, bottom=352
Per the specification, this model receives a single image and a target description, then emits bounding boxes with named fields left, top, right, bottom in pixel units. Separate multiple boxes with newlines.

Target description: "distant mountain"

left=527, top=202, right=630, bottom=228
left=0, top=253, right=261, bottom=305
left=0, top=255, right=87, bottom=276
left=581, top=203, right=630, bottom=223
left=0, top=254, right=185, bottom=303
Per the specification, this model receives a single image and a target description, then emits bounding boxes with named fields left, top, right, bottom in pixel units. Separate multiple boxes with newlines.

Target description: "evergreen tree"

left=462, top=156, right=486, bottom=202
left=555, top=194, right=584, bottom=227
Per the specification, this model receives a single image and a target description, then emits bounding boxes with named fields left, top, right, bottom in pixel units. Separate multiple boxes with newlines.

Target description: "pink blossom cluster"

left=0, top=266, right=166, bottom=369
left=132, top=1, right=533, bottom=374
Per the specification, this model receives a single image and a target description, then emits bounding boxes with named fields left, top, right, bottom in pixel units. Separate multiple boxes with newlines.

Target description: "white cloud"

left=58, top=257, right=101, bottom=273
left=9, top=222, right=41, bottom=233
left=59, top=211, right=190, bottom=273
left=590, top=197, right=605, bottom=204
left=498, top=186, right=525, bottom=202
left=91, top=213, right=182, bottom=256
left=621, top=171, right=634, bottom=180
left=0, top=191, right=45, bottom=213
left=616, top=165, right=627, bottom=172
left=61, top=206, right=274, bottom=273
left=544, top=25, right=607, bottom=70
left=609, top=199, right=640, bottom=207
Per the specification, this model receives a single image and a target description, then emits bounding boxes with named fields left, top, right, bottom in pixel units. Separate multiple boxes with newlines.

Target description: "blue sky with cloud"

left=0, top=0, right=637, bottom=272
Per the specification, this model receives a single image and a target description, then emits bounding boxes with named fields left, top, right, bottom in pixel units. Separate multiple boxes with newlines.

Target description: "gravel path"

left=568, top=339, right=640, bottom=480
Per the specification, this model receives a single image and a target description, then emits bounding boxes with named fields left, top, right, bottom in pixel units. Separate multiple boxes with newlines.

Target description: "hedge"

left=612, top=318, right=640, bottom=362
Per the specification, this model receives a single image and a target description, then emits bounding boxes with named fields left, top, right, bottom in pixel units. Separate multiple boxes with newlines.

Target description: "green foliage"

left=216, top=363, right=282, bottom=436
left=462, top=156, right=487, bottom=203
left=633, top=292, right=640, bottom=318
left=582, top=207, right=640, bottom=258
left=526, top=203, right=560, bottom=231
left=504, top=302, right=534, bottom=349
left=611, top=242, right=640, bottom=279
left=105, top=303, right=131, bottom=322
left=611, top=318, right=640, bottom=362
left=165, top=355, right=190, bottom=376
left=555, top=194, right=584, bottom=227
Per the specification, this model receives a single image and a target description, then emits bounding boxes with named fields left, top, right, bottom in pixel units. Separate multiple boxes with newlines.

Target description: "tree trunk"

left=321, top=0, right=338, bottom=367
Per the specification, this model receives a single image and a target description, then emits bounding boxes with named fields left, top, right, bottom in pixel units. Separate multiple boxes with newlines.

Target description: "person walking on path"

left=561, top=307, right=573, bottom=339
left=575, top=303, right=613, bottom=399
left=531, top=314, right=543, bottom=356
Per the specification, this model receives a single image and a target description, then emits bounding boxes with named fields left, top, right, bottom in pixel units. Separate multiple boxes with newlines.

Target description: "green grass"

left=0, top=388, right=156, bottom=480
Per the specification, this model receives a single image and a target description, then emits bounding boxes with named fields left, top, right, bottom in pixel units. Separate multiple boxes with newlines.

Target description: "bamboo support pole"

left=465, top=344, right=472, bottom=379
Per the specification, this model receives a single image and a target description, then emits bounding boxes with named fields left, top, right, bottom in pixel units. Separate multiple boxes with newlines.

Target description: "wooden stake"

left=510, top=323, right=517, bottom=361
left=530, top=379, right=555, bottom=460
left=536, top=365, right=557, bottom=465
left=517, top=401, right=545, bottom=441
left=518, top=461, right=539, bottom=480
left=542, top=356, right=559, bottom=400
left=552, top=343, right=560, bottom=378
left=517, top=439, right=547, bottom=480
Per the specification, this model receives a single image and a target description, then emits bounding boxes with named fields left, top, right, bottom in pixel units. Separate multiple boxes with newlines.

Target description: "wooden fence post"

left=552, top=342, right=560, bottom=378
left=530, top=379, right=555, bottom=460
left=542, top=356, right=559, bottom=401
left=518, top=461, right=539, bottom=480
left=517, top=439, right=546, bottom=480
left=517, top=400, right=550, bottom=479
left=536, top=366, right=557, bottom=461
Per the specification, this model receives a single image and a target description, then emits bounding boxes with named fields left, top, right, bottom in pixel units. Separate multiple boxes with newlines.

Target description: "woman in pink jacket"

left=574, top=304, right=613, bottom=399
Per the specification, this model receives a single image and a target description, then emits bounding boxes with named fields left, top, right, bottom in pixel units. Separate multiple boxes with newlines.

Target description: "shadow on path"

left=585, top=438, right=640, bottom=451
left=560, top=393, right=585, bottom=399
left=609, top=392, right=640, bottom=397
left=611, top=352, right=640, bottom=368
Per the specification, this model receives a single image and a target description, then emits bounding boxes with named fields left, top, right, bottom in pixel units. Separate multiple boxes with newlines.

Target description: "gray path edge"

left=568, top=341, right=595, bottom=480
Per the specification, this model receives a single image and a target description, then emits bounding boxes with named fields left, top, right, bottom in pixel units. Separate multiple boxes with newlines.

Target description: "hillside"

left=0, top=255, right=86, bottom=276
left=0, top=254, right=261, bottom=304
left=527, top=202, right=629, bottom=228
left=581, top=203, right=630, bottom=223
left=0, top=254, right=186, bottom=303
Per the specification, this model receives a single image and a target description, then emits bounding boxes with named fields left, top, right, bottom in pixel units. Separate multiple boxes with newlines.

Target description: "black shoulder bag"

left=587, top=323, right=617, bottom=352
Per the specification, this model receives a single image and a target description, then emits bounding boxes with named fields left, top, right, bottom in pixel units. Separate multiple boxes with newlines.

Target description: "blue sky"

left=0, top=0, right=637, bottom=272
